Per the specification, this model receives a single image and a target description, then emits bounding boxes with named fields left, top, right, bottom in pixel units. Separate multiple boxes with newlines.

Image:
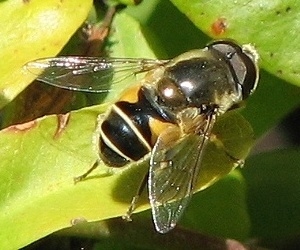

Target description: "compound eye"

left=157, top=77, right=187, bottom=108
left=238, top=44, right=259, bottom=99
left=208, top=40, right=259, bottom=99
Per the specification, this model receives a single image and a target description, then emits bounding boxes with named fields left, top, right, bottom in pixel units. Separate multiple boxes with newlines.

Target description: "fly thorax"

left=155, top=57, right=241, bottom=113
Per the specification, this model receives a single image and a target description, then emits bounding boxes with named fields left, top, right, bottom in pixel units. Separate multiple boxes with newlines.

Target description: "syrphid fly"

left=25, top=40, right=259, bottom=233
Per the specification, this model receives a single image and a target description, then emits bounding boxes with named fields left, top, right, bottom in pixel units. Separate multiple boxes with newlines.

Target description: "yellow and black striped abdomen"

left=99, top=85, right=176, bottom=167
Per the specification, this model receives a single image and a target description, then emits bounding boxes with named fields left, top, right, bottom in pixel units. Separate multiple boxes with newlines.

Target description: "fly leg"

left=74, top=160, right=100, bottom=183
left=122, top=172, right=149, bottom=221
left=74, top=112, right=106, bottom=184
left=225, top=152, right=245, bottom=168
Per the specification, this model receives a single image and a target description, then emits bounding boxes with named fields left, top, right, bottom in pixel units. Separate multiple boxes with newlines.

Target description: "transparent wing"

left=25, top=56, right=167, bottom=93
left=149, top=113, right=216, bottom=233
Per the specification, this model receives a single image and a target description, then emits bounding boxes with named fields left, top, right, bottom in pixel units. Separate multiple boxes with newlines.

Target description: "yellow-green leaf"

left=106, top=0, right=142, bottom=6
left=0, top=105, right=254, bottom=249
left=0, top=0, right=92, bottom=108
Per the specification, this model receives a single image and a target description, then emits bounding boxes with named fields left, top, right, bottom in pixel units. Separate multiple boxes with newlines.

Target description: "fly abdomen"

left=99, top=103, right=152, bottom=167
left=99, top=86, right=176, bottom=168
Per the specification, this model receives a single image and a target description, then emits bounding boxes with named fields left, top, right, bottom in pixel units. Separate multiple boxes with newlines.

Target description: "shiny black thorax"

left=155, top=57, right=238, bottom=116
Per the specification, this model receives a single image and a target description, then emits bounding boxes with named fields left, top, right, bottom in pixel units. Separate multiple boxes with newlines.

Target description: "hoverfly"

left=25, top=40, right=259, bottom=233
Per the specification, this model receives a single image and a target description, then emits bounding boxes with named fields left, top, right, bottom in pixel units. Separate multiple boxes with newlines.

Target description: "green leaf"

left=60, top=171, right=250, bottom=247
left=109, top=13, right=157, bottom=58
left=171, top=0, right=300, bottom=87
left=126, top=0, right=210, bottom=57
left=182, top=171, right=250, bottom=241
left=106, top=0, right=142, bottom=6
left=0, top=105, right=254, bottom=249
left=0, top=0, right=92, bottom=108
left=241, top=70, right=300, bottom=136
left=241, top=149, right=300, bottom=241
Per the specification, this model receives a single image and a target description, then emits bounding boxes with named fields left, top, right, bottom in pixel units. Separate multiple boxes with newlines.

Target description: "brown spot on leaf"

left=211, top=18, right=227, bottom=36
left=54, top=113, right=70, bottom=139
left=6, top=120, right=37, bottom=132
